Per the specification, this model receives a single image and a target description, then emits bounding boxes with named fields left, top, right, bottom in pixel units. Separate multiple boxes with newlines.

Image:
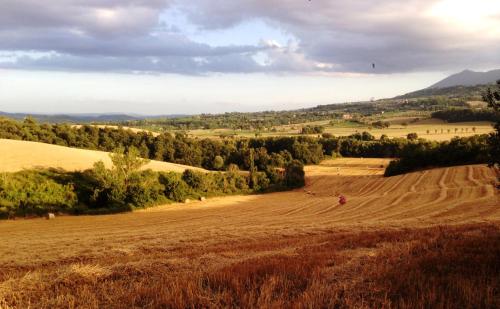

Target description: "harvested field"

left=0, top=139, right=206, bottom=173
left=0, top=158, right=498, bottom=308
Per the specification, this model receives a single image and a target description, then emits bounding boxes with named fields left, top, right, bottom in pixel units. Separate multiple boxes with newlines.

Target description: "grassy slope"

left=0, top=139, right=206, bottom=173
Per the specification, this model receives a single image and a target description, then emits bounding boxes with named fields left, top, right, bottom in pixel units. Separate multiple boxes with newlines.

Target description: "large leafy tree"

left=483, top=80, right=500, bottom=168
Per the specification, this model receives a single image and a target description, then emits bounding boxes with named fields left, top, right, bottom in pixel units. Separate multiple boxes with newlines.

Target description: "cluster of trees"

left=300, top=125, right=325, bottom=135
left=371, top=121, right=390, bottom=128
left=4, top=116, right=490, bottom=168
left=483, top=81, right=500, bottom=169
left=348, top=131, right=375, bottom=141
left=2, top=117, right=415, bottom=169
left=384, top=135, right=491, bottom=176
left=121, top=111, right=337, bottom=131
left=0, top=170, right=77, bottom=217
left=0, top=148, right=306, bottom=218
left=386, top=81, right=500, bottom=176
left=432, top=109, right=499, bottom=123
left=1, top=113, right=495, bottom=184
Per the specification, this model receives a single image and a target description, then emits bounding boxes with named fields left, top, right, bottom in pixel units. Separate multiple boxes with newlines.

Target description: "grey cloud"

left=3, top=53, right=265, bottom=75
left=0, top=0, right=169, bottom=37
left=181, top=0, right=500, bottom=73
left=0, top=29, right=263, bottom=58
left=1, top=0, right=499, bottom=74
left=0, top=0, right=274, bottom=74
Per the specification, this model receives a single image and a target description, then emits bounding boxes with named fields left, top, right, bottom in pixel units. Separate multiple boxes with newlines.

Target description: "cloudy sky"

left=1, top=0, right=499, bottom=114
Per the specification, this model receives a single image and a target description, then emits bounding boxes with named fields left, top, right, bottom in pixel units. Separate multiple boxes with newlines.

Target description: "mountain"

left=0, top=112, right=142, bottom=123
left=0, top=112, right=188, bottom=123
left=429, top=69, right=500, bottom=89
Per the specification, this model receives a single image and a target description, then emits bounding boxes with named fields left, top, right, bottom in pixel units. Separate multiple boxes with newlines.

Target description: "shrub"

left=300, top=126, right=325, bottom=135
left=407, top=133, right=418, bottom=140
left=250, top=172, right=271, bottom=192
left=159, top=172, right=190, bottom=202
left=127, top=171, right=165, bottom=208
left=0, top=171, right=77, bottom=217
left=182, top=169, right=208, bottom=192
left=213, top=155, right=225, bottom=170
left=285, top=160, right=305, bottom=188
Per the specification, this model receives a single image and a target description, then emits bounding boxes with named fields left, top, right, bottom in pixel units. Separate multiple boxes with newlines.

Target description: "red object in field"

left=339, top=195, right=347, bottom=205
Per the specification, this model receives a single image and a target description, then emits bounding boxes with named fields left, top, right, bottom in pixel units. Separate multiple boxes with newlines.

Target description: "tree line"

left=0, top=116, right=494, bottom=179
left=0, top=147, right=306, bottom=218
left=432, top=109, right=499, bottom=123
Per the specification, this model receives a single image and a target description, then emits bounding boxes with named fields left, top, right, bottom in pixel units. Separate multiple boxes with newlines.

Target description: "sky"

left=0, top=0, right=499, bottom=114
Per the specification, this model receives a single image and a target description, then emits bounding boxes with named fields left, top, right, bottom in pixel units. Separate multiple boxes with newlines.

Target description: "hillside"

left=429, top=69, right=500, bottom=89
left=0, top=139, right=206, bottom=173
left=1, top=159, right=497, bottom=263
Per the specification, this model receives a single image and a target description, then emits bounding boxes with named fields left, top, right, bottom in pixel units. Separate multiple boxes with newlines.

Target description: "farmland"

left=0, top=139, right=205, bottom=173
left=184, top=117, right=494, bottom=141
left=0, top=158, right=498, bottom=308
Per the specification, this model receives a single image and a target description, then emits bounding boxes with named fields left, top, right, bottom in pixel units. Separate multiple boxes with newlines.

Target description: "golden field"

left=0, top=139, right=206, bottom=173
left=0, top=157, right=498, bottom=308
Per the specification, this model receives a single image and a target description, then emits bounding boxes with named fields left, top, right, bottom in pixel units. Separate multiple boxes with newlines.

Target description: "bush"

left=250, top=172, right=271, bottom=192
left=127, top=171, right=165, bottom=208
left=182, top=169, right=208, bottom=192
left=407, top=133, right=418, bottom=140
left=301, top=125, right=325, bottom=135
left=285, top=160, right=305, bottom=188
left=213, top=155, right=225, bottom=170
left=159, top=172, right=190, bottom=202
left=0, top=171, right=77, bottom=217
left=385, top=135, right=491, bottom=176
left=371, top=121, right=390, bottom=128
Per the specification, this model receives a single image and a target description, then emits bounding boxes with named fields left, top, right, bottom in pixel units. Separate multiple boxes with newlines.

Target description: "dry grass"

left=0, top=139, right=206, bottom=173
left=0, top=158, right=498, bottom=308
left=0, top=224, right=498, bottom=308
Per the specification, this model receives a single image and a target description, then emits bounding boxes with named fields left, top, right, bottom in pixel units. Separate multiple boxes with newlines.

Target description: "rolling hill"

left=1, top=158, right=497, bottom=266
left=429, top=69, right=500, bottom=89
left=0, top=158, right=498, bottom=307
left=0, top=139, right=206, bottom=173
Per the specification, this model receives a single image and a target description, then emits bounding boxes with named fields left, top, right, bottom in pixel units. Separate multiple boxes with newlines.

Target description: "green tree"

left=407, top=133, right=418, bottom=141
left=285, top=160, right=305, bottom=188
left=89, top=147, right=151, bottom=208
left=483, top=80, right=500, bottom=168
left=110, top=147, right=150, bottom=187
left=213, top=155, right=225, bottom=170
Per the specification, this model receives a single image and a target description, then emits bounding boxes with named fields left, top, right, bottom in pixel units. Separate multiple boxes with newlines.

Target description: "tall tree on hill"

left=483, top=80, right=500, bottom=169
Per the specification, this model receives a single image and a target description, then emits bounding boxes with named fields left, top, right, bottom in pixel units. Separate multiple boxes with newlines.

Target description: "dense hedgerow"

left=432, top=108, right=499, bottom=123
left=384, top=135, right=491, bottom=176
left=0, top=170, right=77, bottom=218
left=0, top=148, right=305, bottom=218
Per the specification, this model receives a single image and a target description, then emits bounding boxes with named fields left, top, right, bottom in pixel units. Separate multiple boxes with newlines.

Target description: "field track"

left=0, top=158, right=497, bottom=266
left=0, top=139, right=206, bottom=173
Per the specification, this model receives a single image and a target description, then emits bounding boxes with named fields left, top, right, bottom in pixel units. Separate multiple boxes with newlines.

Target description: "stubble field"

left=0, top=157, right=498, bottom=308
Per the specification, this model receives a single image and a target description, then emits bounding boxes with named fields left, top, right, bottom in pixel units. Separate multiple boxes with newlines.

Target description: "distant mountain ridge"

left=0, top=112, right=186, bottom=123
left=429, top=69, right=500, bottom=89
